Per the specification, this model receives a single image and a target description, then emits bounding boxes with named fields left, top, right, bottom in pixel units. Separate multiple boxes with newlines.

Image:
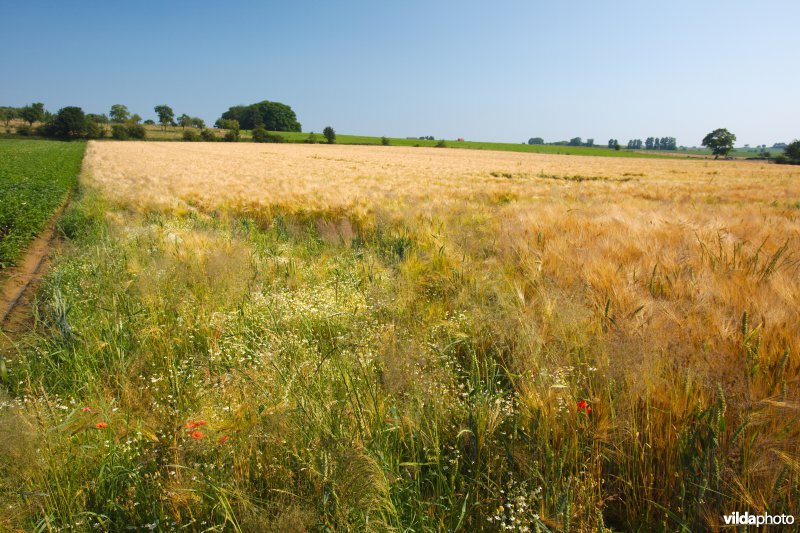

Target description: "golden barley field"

left=84, top=141, right=800, bottom=387
left=3, top=141, right=799, bottom=531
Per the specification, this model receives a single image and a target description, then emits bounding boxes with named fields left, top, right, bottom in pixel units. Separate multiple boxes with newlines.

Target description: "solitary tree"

left=154, top=105, right=175, bottom=132
left=323, top=126, right=336, bottom=144
left=20, top=102, right=45, bottom=125
left=528, top=137, right=544, bottom=145
left=702, top=128, right=736, bottom=158
left=177, top=113, right=192, bottom=130
left=190, top=117, right=205, bottom=129
left=109, top=104, right=130, bottom=123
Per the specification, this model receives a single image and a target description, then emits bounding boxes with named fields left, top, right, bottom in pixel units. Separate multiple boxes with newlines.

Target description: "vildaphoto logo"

left=723, top=512, right=795, bottom=527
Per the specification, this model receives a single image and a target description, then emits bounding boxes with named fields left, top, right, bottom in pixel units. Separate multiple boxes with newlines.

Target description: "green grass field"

left=137, top=125, right=667, bottom=158
left=0, top=139, right=85, bottom=268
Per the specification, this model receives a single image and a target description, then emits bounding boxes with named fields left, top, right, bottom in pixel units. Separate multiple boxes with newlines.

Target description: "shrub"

left=111, top=123, right=145, bottom=140
left=111, top=124, right=129, bottom=140
left=200, top=129, right=217, bottom=142
left=182, top=129, right=200, bottom=142
left=126, top=123, right=146, bottom=139
left=223, top=130, right=239, bottom=142
left=305, top=132, right=318, bottom=144
left=86, top=120, right=106, bottom=139
left=381, top=136, right=390, bottom=146
left=785, top=140, right=800, bottom=164
left=435, top=139, right=446, bottom=148
left=252, top=126, right=284, bottom=143
left=16, top=124, right=32, bottom=136
left=323, top=126, right=336, bottom=144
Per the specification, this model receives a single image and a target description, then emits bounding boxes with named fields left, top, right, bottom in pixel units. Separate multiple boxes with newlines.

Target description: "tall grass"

left=1, top=143, right=799, bottom=530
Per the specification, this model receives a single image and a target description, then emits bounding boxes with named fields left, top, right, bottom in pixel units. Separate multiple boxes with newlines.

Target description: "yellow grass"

left=83, top=141, right=800, bottom=392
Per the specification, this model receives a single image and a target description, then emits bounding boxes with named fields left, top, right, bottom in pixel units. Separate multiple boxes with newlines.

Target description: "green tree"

left=784, top=140, right=800, bottom=164
left=569, top=137, right=582, bottom=146
left=528, top=137, right=544, bottom=145
left=177, top=113, right=192, bottom=130
left=109, top=104, right=130, bottom=123
left=702, top=128, right=736, bottom=158
left=218, top=119, right=240, bottom=142
left=190, top=117, right=205, bottom=129
left=20, top=102, right=45, bottom=126
left=86, top=113, right=109, bottom=124
left=0, top=107, right=18, bottom=127
left=50, top=106, right=88, bottom=139
left=219, top=101, right=302, bottom=131
left=323, top=126, right=336, bottom=144
left=154, top=105, right=175, bottom=132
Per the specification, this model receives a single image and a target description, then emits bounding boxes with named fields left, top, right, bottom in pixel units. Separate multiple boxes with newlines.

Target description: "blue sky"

left=2, top=1, right=798, bottom=146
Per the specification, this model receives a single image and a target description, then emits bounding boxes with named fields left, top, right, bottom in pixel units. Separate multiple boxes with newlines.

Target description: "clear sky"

left=2, top=1, right=798, bottom=147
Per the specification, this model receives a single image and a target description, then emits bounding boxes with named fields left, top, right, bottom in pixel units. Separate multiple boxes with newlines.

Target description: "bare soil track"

left=0, top=198, right=69, bottom=338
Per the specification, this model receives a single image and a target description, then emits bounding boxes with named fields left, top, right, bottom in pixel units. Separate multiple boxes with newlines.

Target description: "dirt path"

left=0, top=198, right=69, bottom=337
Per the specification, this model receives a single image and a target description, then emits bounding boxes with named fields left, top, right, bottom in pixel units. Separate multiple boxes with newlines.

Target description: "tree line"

left=0, top=100, right=335, bottom=145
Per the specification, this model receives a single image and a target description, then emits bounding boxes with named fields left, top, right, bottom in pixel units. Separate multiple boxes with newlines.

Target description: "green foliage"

left=528, top=137, right=544, bottom=145
left=0, top=106, right=19, bottom=126
left=153, top=105, right=175, bottom=132
left=20, top=102, right=45, bottom=125
left=109, top=104, right=130, bottom=123
left=305, top=132, right=319, bottom=144
left=85, top=120, right=106, bottom=139
left=380, top=136, right=390, bottom=146
left=323, top=126, right=336, bottom=144
left=219, top=100, right=302, bottom=131
left=111, top=124, right=129, bottom=140
left=436, top=139, right=447, bottom=148
left=48, top=106, right=88, bottom=139
left=782, top=139, right=800, bottom=164
left=177, top=113, right=192, bottom=129
left=569, top=137, right=582, bottom=146
left=252, top=126, right=284, bottom=143
left=182, top=129, right=200, bottom=142
left=200, top=128, right=217, bottom=142
left=15, top=124, right=32, bottom=136
left=0, top=140, right=85, bottom=266
left=702, top=128, right=736, bottom=158
left=111, top=123, right=146, bottom=140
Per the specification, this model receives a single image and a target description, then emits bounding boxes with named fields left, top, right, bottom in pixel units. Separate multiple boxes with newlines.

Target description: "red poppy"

left=82, top=407, right=92, bottom=412
left=586, top=406, right=592, bottom=413
left=577, top=400, right=588, bottom=411
left=190, top=430, right=204, bottom=440
left=218, top=435, right=229, bottom=445
left=95, top=422, right=108, bottom=429
left=185, top=420, right=208, bottom=429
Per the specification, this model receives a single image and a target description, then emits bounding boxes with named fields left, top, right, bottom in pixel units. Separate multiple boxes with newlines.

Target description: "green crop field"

left=0, top=139, right=85, bottom=268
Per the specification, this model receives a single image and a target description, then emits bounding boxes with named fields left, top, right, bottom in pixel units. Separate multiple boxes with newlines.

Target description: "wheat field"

left=2, top=141, right=799, bottom=531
